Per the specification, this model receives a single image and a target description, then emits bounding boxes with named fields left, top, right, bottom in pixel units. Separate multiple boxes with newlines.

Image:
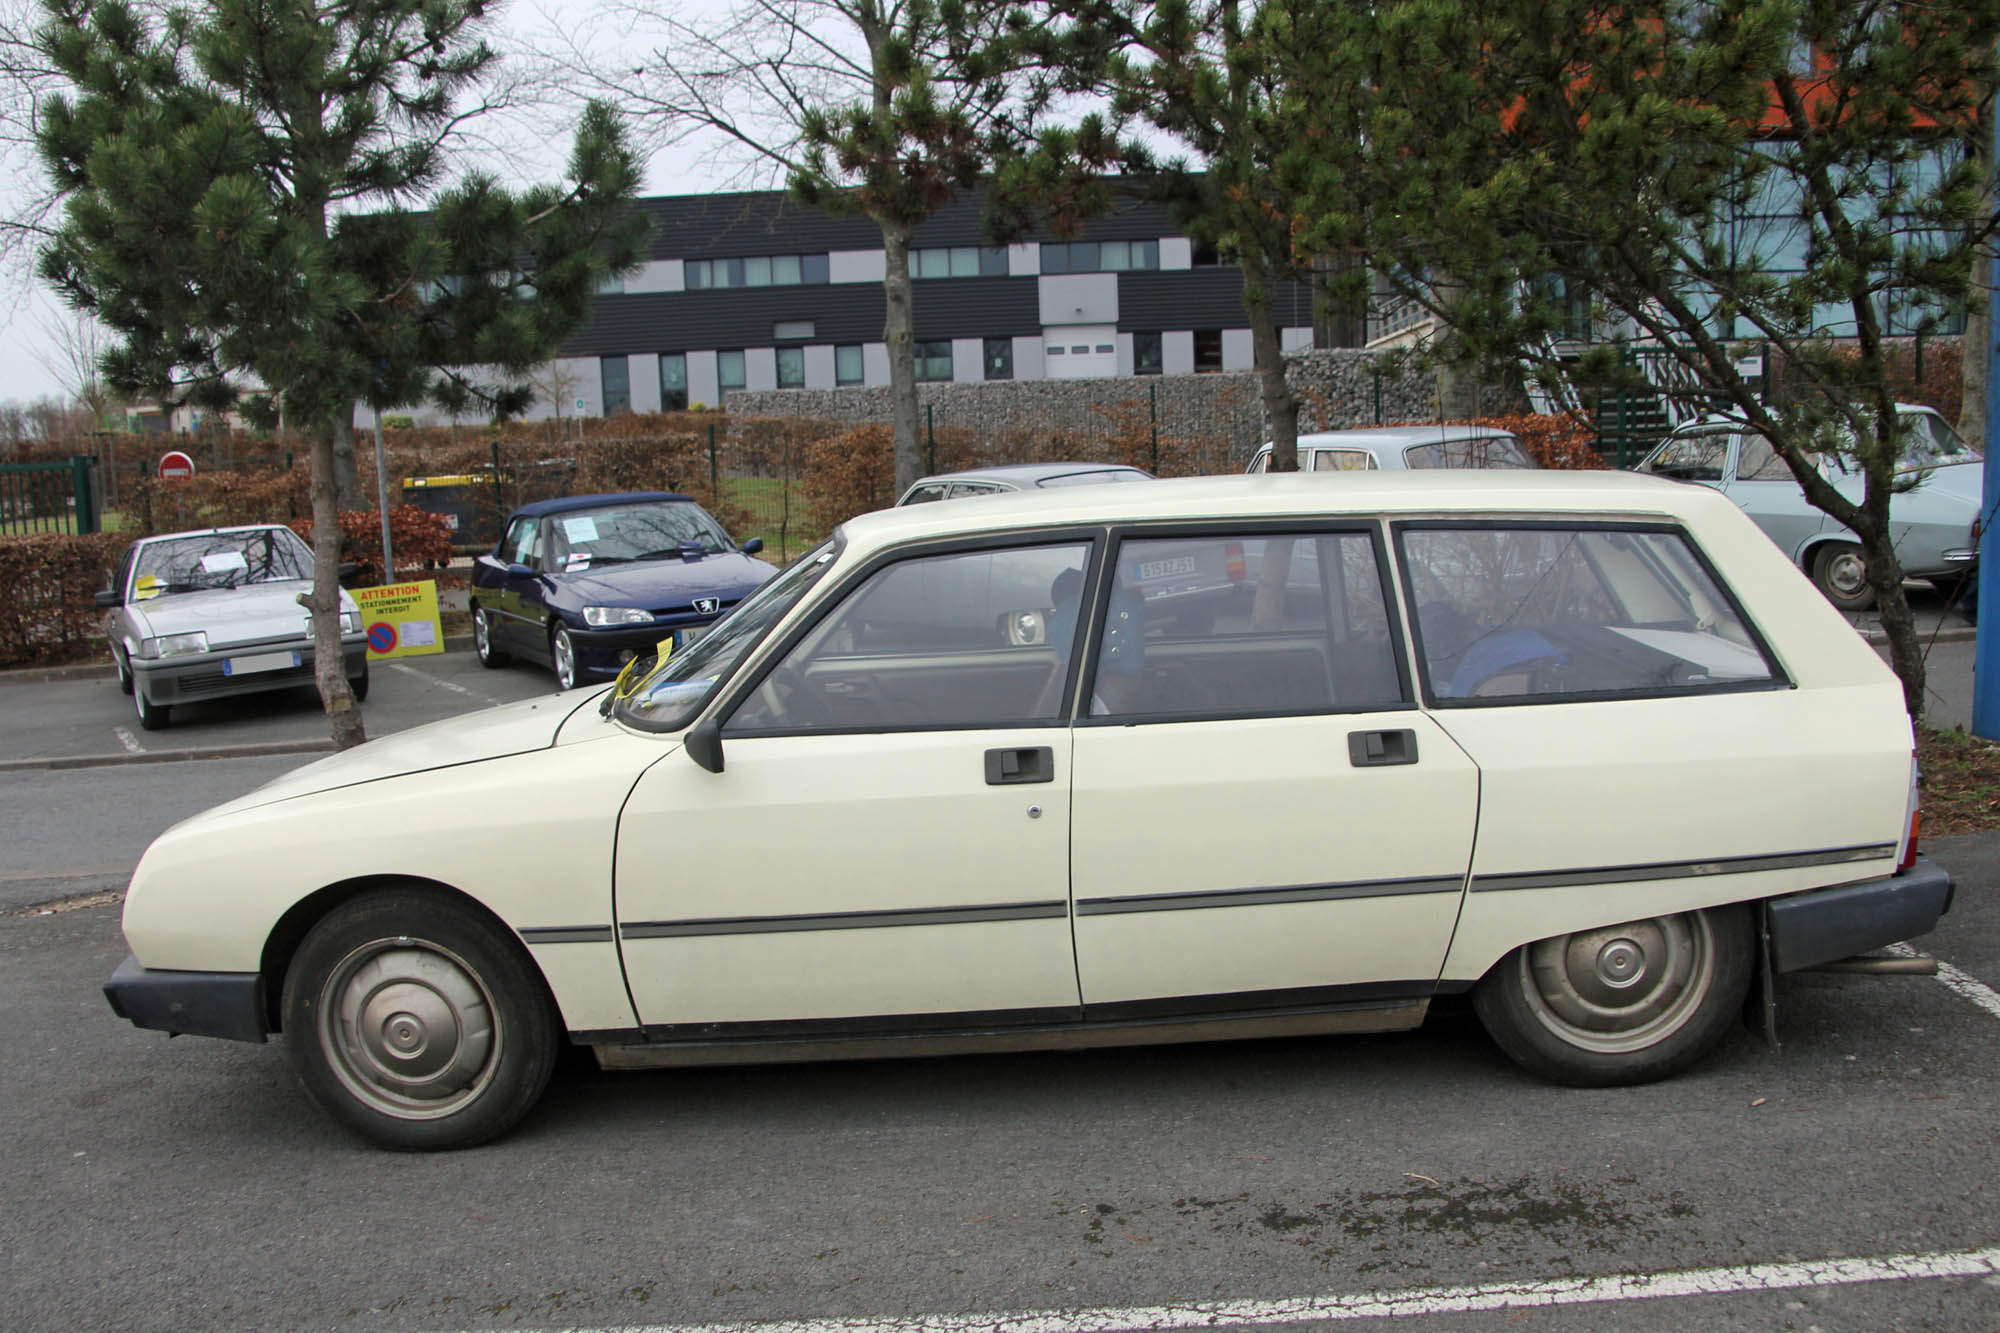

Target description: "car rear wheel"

left=133, top=682, right=170, bottom=730
left=348, top=657, right=370, bottom=702
left=1472, top=905, right=1751, bottom=1087
left=550, top=623, right=578, bottom=690
left=472, top=605, right=508, bottom=668
left=282, top=890, right=559, bottom=1151
left=1811, top=542, right=1875, bottom=612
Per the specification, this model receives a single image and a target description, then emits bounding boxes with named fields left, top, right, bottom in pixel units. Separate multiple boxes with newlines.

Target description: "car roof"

left=1278, top=425, right=1520, bottom=452
left=845, top=469, right=1707, bottom=554
left=909, top=462, right=1150, bottom=488
left=510, top=491, right=691, bottom=519
left=1672, top=402, right=1937, bottom=432
left=134, top=523, right=298, bottom=546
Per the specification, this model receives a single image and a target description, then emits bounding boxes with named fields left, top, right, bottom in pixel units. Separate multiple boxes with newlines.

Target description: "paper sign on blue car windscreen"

left=561, top=516, right=600, bottom=543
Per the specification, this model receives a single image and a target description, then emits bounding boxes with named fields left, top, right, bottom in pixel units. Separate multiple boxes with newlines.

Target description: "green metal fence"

left=0, top=457, right=100, bottom=535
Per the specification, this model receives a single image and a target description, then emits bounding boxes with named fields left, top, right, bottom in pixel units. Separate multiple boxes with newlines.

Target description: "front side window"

left=659, top=352, right=688, bottom=411
left=1643, top=431, right=1732, bottom=481
left=729, top=542, right=1092, bottom=731
left=916, top=341, right=954, bottom=382
left=1312, top=449, right=1377, bottom=471
left=1083, top=532, right=1404, bottom=719
left=1399, top=525, right=1779, bottom=703
left=1736, top=432, right=1793, bottom=481
left=776, top=346, right=806, bottom=389
left=497, top=515, right=536, bottom=565
left=600, top=357, right=630, bottom=415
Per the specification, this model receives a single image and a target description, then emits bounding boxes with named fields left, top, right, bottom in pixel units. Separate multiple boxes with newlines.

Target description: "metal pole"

left=372, top=409, right=393, bottom=578
left=1976, top=80, right=2000, bottom=737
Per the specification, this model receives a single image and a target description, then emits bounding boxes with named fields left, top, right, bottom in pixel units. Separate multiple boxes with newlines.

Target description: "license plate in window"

left=223, top=651, right=301, bottom=676
left=1136, top=555, right=1197, bottom=581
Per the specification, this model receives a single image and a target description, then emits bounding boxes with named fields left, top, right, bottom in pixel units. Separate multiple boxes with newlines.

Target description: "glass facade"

left=685, top=254, right=831, bottom=289
left=914, top=246, right=1010, bottom=279
left=1044, top=240, right=1161, bottom=274
left=659, top=353, right=688, bottom=411
left=601, top=357, right=630, bottom=414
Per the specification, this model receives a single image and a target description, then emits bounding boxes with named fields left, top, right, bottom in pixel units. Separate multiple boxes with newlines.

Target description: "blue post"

left=1975, top=100, right=2000, bottom=736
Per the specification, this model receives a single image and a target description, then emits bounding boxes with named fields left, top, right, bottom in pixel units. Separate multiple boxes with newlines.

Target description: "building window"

left=913, top=246, right=1008, bottom=279
left=1042, top=240, right=1160, bottom=274
left=684, top=254, right=831, bottom=289
left=774, top=320, right=815, bottom=341
left=776, top=346, right=805, bottom=389
left=835, top=345, right=865, bottom=386
left=597, top=272, right=626, bottom=295
left=1134, top=331, right=1163, bottom=375
left=601, top=357, right=630, bottom=415
left=1191, top=239, right=1222, bottom=266
left=659, top=353, right=688, bottom=411
left=717, top=350, right=746, bottom=401
left=983, top=337, right=1014, bottom=381
left=1193, top=329, right=1224, bottom=373
left=915, top=341, right=954, bottom=381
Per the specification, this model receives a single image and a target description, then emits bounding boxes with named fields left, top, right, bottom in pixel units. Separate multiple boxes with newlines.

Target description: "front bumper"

left=1767, top=855, right=1955, bottom=972
left=567, top=618, right=717, bottom=680
left=103, top=954, right=267, bottom=1043
left=133, top=635, right=368, bottom=704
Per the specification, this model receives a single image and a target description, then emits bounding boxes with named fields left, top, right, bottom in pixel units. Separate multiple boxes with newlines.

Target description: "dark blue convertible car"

left=469, top=492, right=776, bottom=689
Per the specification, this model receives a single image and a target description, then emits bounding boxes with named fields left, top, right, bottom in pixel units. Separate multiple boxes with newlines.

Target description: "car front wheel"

left=133, top=681, right=170, bottom=730
left=1472, top=905, right=1752, bottom=1087
left=114, top=646, right=134, bottom=696
left=472, top=604, right=508, bottom=668
left=1811, top=542, right=1875, bottom=612
left=282, top=890, right=559, bottom=1150
left=550, top=623, right=578, bottom=690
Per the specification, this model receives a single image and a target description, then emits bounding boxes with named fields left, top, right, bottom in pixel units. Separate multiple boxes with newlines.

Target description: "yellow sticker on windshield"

left=133, top=575, right=161, bottom=601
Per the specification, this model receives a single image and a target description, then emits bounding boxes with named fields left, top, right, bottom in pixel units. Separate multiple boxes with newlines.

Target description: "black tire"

left=1810, top=542, right=1875, bottom=612
left=114, top=646, right=134, bottom=696
left=281, top=890, right=559, bottom=1150
left=550, top=623, right=578, bottom=691
left=471, top=604, right=509, bottom=668
left=134, top=682, right=170, bottom=730
left=348, top=657, right=370, bottom=702
left=1473, top=904, right=1752, bottom=1087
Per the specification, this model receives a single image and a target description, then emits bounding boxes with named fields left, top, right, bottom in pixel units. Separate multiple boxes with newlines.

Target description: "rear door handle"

left=1348, top=729, right=1418, bottom=767
left=985, top=746, right=1054, bottom=785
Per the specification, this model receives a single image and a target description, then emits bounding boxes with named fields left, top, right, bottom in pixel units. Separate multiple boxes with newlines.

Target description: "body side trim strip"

left=1076, top=875, right=1465, bottom=916
left=1471, top=843, right=1898, bottom=893
left=621, top=899, right=1070, bottom=939
left=520, top=925, right=617, bottom=944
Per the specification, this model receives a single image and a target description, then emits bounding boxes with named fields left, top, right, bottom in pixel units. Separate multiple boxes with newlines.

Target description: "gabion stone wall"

left=727, top=349, right=1510, bottom=467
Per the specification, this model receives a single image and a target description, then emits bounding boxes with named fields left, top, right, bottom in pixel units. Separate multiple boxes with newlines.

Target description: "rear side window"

left=1398, top=524, right=1779, bottom=703
left=1403, top=435, right=1532, bottom=469
left=1644, top=431, right=1731, bottom=481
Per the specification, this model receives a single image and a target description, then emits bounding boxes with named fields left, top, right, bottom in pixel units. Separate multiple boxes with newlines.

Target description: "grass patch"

left=1918, top=725, right=2000, bottom=835
left=719, top=475, right=822, bottom=562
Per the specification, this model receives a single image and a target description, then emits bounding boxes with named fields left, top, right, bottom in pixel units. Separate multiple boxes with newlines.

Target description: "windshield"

left=610, top=540, right=842, bottom=732
left=548, top=500, right=735, bottom=570
left=131, top=528, right=313, bottom=598
left=1901, top=412, right=1981, bottom=469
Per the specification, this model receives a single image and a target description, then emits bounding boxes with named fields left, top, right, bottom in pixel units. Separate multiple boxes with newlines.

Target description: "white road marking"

left=111, top=726, right=144, bottom=755
left=386, top=661, right=497, bottom=705
left=1889, top=942, right=2000, bottom=1023
left=479, top=1245, right=2000, bottom=1333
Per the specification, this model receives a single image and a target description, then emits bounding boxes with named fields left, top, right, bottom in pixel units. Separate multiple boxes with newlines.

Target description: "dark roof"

left=511, top=492, right=690, bottom=519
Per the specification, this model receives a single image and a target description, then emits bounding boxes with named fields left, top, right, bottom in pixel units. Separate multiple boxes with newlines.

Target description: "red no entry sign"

left=157, top=450, right=195, bottom=480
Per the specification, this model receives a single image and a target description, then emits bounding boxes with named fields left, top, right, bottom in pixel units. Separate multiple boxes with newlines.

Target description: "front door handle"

left=985, top=746, right=1054, bottom=785
left=1348, top=728, right=1418, bottom=767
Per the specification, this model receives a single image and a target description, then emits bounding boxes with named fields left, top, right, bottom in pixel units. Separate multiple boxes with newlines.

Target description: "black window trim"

left=1073, top=518, right=1415, bottom=727
left=1390, top=518, right=1794, bottom=710
left=716, top=526, right=1112, bottom=740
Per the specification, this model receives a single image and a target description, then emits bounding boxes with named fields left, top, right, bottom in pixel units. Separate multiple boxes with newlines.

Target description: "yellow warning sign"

left=353, top=580, right=445, bottom=660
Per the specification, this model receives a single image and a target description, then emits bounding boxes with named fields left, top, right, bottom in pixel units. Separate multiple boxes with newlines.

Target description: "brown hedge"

left=0, top=531, right=126, bottom=667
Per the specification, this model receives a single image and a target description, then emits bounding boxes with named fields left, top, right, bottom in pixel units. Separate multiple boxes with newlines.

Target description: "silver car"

left=98, top=524, right=369, bottom=730
left=1637, top=406, right=1980, bottom=611
left=1247, top=424, right=1536, bottom=473
left=895, top=462, right=1153, bottom=506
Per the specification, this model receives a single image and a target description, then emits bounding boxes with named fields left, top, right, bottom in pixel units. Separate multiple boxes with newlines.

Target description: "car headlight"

left=583, top=606, right=654, bottom=628
left=136, top=631, right=209, bottom=659
left=340, top=610, right=361, bottom=633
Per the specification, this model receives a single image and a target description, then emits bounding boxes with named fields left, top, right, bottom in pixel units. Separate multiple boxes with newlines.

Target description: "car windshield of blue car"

left=610, top=540, right=842, bottom=732
left=131, top=528, right=314, bottom=597
left=549, top=501, right=736, bottom=570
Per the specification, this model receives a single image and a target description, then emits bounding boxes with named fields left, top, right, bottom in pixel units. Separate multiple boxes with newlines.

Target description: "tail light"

left=1896, top=750, right=1921, bottom=873
left=1225, top=542, right=1246, bottom=582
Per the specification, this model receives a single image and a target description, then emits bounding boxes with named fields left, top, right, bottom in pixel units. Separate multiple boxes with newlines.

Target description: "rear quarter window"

left=1397, top=523, right=1781, bottom=704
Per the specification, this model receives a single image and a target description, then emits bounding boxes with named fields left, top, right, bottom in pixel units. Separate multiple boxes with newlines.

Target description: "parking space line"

left=476, top=1244, right=2000, bottom=1333
left=1890, top=942, right=2000, bottom=1022
left=386, top=661, right=500, bottom=706
left=111, top=726, right=144, bottom=754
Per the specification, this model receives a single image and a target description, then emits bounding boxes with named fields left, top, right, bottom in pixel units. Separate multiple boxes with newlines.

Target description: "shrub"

left=0, top=531, right=126, bottom=666
left=290, top=506, right=455, bottom=585
left=804, top=423, right=897, bottom=534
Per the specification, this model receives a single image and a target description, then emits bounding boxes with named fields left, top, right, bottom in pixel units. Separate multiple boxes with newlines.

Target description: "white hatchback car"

left=105, top=473, right=1949, bottom=1148
left=98, top=524, right=368, bottom=730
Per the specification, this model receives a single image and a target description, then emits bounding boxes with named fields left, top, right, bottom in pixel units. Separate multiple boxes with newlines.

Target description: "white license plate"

left=1137, top=555, right=1197, bottom=581
left=223, top=651, right=301, bottom=676
left=679, top=625, right=710, bottom=647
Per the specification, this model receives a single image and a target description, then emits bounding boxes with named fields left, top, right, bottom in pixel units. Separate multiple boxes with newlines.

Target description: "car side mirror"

left=684, top=717, right=724, bottom=773
left=94, top=588, right=120, bottom=608
left=506, top=562, right=534, bottom=579
left=741, top=537, right=764, bottom=556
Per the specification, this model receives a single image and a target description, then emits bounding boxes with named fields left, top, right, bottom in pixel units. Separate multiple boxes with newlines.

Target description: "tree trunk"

left=1964, top=98, right=1993, bottom=445
left=1244, top=267, right=1301, bottom=472
left=1431, top=276, right=1482, bottom=419
left=332, top=408, right=363, bottom=510
left=880, top=222, right=922, bottom=496
left=1866, top=538, right=1929, bottom=720
left=307, top=419, right=366, bottom=750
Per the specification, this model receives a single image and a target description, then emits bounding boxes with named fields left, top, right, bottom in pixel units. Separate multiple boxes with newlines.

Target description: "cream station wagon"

left=105, top=472, right=1951, bottom=1149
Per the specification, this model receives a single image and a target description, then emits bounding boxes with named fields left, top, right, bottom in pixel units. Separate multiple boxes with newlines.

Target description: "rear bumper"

left=103, top=954, right=267, bottom=1043
left=1767, top=856, right=1955, bottom=973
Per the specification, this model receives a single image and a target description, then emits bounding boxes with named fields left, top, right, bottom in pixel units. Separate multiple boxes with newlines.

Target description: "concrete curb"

left=0, top=737, right=338, bottom=773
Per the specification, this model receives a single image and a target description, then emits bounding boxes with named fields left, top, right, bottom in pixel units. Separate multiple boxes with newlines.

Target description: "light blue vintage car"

left=1637, top=406, right=1980, bottom=611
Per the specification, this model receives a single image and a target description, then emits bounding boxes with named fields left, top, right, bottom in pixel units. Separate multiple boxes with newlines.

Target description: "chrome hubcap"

left=473, top=609, right=491, bottom=658
left=553, top=629, right=574, bottom=688
left=1826, top=550, right=1867, bottom=596
left=1521, top=913, right=1715, bottom=1054
left=319, top=940, right=500, bottom=1121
